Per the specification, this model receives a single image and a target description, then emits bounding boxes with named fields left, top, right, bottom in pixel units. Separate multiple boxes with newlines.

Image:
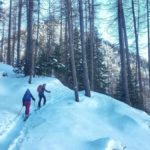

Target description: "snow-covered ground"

left=0, top=62, right=150, bottom=150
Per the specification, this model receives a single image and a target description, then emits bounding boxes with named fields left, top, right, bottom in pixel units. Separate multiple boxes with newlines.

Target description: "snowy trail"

left=0, top=77, right=67, bottom=150
left=0, top=116, right=24, bottom=150
left=0, top=107, right=45, bottom=149
left=0, top=91, right=149, bottom=150
left=0, top=103, right=126, bottom=150
left=0, top=94, right=56, bottom=150
left=0, top=77, right=71, bottom=150
left=0, top=63, right=150, bottom=150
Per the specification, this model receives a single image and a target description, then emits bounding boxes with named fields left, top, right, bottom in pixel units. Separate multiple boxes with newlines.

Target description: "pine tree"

left=115, top=62, right=140, bottom=108
left=86, top=29, right=108, bottom=94
left=93, top=30, right=108, bottom=94
left=129, top=69, right=140, bottom=108
left=65, top=0, right=79, bottom=102
left=131, top=0, right=144, bottom=109
left=73, top=28, right=84, bottom=90
left=117, top=0, right=131, bottom=105
left=78, top=0, right=91, bottom=96
left=24, top=0, right=34, bottom=84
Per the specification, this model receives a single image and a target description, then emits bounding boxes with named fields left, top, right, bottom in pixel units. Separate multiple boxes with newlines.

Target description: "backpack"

left=37, top=85, right=43, bottom=93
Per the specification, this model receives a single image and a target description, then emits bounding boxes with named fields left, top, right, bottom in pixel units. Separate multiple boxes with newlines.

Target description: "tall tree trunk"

left=25, top=0, right=33, bottom=84
left=0, top=21, right=5, bottom=62
left=7, top=0, right=12, bottom=65
left=65, top=0, right=79, bottom=102
left=34, top=0, right=40, bottom=77
left=64, top=11, right=69, bottom=84
left=60, top=0, right=63, bottom=52
left=52, top=7, right=55, bottom=48
left=16, top=0, right=22, bottom=67
left=78, top=0, right=91, bottom=97
left=47, top=0, right=51, bottom=55
left=132, top=0, right=144, bottom=109
left=118, top=0, right=131, bottom=105
left=12, top=12, right=17, bottom=66
left=122, top=1, right=132, bottom=106
left=88, top=0, right=94, bottom=90
left=134, top=0, right=140, bottom=91
left=147, top=0, right=150, bottom=90
left=85, top=0, right=88, bottom=37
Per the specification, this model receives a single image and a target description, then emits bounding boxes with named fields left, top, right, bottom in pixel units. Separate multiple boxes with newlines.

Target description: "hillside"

left=0, top=63, right=150, bottom=150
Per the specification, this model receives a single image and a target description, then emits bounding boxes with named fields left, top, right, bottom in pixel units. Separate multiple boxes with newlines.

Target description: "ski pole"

left=18, top=106, right=23, bottom=116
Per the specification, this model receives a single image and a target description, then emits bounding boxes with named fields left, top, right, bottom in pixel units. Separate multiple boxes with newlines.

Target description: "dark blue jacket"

left=22, top=89, right=35, bottom=102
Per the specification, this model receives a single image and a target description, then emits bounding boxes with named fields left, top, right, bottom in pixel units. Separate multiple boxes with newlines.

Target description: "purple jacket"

left=39, top=86, right=50, bottom=96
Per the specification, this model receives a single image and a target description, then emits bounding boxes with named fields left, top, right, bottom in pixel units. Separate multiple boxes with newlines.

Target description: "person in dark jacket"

left=37, top=84, right=50, bottom=108
left=22, top=89, right=35, bottom=117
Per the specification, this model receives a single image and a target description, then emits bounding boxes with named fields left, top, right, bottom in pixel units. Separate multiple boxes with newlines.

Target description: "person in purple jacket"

left=22, top=89, right=35, bottom=117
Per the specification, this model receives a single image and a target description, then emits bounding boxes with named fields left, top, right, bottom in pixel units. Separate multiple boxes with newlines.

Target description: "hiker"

left=22, top=89, right=35, bottom=117
left=37, top=83, right=51, bottom=108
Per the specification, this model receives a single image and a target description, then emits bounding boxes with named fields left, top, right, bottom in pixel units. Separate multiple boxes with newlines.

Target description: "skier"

left=37, top=83, right=51, bottom=108
left=22, top=89, right=35, bottom=119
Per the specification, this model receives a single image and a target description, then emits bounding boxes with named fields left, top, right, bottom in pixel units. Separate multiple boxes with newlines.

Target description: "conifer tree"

left=78, top=0, right=91, bottom=96
left=93, top=30, right=108, bottom=93
left=73, top=28, right=84, bottom=90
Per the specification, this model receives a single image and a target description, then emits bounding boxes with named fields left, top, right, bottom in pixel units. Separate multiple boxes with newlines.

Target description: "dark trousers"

left=38, top=94, right=46, bottom=108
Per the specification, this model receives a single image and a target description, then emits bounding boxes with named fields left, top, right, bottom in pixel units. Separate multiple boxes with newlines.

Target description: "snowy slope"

left=0, top=63, right=150, bottom=150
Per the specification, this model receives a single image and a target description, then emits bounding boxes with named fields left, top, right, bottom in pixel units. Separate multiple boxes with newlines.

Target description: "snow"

left=0, top=62, right=150, bottom=150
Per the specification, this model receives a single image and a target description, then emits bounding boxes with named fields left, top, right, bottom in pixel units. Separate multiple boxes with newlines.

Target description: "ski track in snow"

left=0, top=77, right=67, bottom=150
left=0, top=108, right=44, bottom=150
left=0, top=76, right=72, bottom=150
left=0, top=115, right=24, bottom=150
left=0, top=97, right=57, bottom=150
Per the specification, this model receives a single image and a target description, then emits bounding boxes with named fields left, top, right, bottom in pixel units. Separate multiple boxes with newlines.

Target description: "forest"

left=0, top=0, right=150, bottom=112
